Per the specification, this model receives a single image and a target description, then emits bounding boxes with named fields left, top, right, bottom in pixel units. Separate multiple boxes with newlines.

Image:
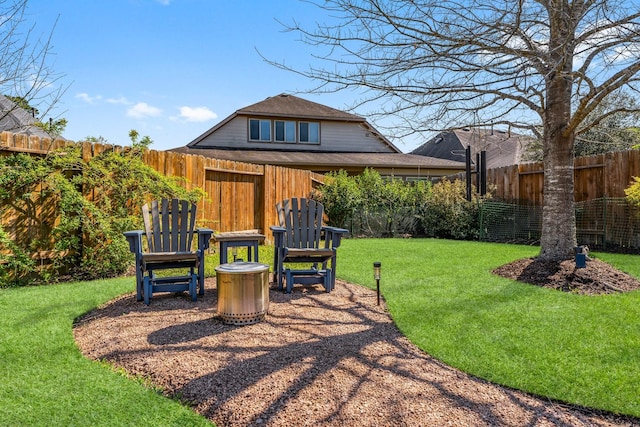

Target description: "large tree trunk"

left=540, top=135, right=576, bottom=260
left=540, top=76, right=576, bottom=260
left=538, top=1, right=578, bottom=261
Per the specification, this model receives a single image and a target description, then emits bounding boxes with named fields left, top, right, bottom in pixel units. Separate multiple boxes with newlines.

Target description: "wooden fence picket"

left=0, top=132, right=323, bottom=260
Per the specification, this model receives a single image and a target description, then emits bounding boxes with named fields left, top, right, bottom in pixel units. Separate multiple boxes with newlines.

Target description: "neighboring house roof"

left=171, top=146, right=465, bottom=177
left=237, top=93, right=363, bottom=122
left=187, top=93, right=401, bottom=153
left=411, top=128, right=533, bottom=169
left=0, top=95, right=52, bottom=138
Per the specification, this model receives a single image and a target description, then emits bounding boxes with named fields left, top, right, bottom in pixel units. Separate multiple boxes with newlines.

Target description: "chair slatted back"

left=142, top=199, right=197, bottom=253
left=277, top=198, right=323, bottom=249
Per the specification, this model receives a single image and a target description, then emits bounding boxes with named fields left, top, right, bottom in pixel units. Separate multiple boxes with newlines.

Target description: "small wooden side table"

left=213, top=231, right=266, bottom=264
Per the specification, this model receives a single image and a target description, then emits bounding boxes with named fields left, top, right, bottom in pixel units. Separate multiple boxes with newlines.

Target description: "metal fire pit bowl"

left=215, top=262, right=270, bottom=325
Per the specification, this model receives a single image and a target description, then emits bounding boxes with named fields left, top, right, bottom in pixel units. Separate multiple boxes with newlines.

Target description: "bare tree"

left=0, top=0, right=65, bottom=134
left=574, top=91, right=640, bottom=156
left=524, top=91, right=640, bottom=161
left=267, top=0, right=640, bottom=260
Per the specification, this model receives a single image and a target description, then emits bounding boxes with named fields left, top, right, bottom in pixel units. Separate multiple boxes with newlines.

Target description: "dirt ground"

left=73, top=258, right=640, bottom=427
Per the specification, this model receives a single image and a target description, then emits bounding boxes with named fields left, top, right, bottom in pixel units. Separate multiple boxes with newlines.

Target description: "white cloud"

left=106, top=96, right=130, bottom=105
left=177, top=106, right=218, bottom=122
left=76, top=93, right=102, bottom=104
left=127, top=102, right=162, bottom=119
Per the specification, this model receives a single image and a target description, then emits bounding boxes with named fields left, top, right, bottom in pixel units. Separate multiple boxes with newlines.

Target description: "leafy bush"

left=418, top=179, right=482, bottom=240
left=317, top=168, right=432, bottom=236
left=317, top=169, right=487, bottom=240
left=625, top=176, right=640, bottom=207
left=315, top=170, right=362, bottom=227
left=0, top=138, right=203, bottom=286
left=0, top=224, right=35, bottom=286
left=357, top=169, right=431, bottom=236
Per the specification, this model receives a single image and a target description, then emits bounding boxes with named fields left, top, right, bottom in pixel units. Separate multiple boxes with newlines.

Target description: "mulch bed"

left=492, top=256, right=640, bottom=295
left=73, top=270, right=640, bottom=426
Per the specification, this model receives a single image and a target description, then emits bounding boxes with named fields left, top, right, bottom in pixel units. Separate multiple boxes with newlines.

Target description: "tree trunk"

left=538, top=1, right=579, bottom=261
left=540, top=76, right=576, bottom=260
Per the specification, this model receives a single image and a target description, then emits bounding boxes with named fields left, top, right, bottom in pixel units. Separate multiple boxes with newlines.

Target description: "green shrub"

left=625, top=176, right=640, bottom=206
left=0, top=224, right=35, bottom=286
left=315, top=169, right=362, bottom=228
left=418, top=179, right=481, bottom=239
left=0, top=138, right=203, bottom=286
left=317, top=168, right=432, bottom=236
left=358, top=170, right=431, bottom=236
left=317, top=171, right=486, bottom=240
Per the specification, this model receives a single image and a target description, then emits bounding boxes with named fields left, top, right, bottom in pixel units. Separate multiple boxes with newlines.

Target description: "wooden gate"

left=204, top=169, right=264, bottom=233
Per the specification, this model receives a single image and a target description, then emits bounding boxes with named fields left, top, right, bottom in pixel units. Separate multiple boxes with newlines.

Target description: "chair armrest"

left=324, top=226, right=348, bottom=234
left=270, top=226, right=286, bottom=248
left=322, top=226, right=349, bottom=248
left=123, top=230, right=144, bottom=254
left=196, top=228, right=214, bottom=251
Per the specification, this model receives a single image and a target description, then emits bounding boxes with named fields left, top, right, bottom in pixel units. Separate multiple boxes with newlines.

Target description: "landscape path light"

left=374, top=261, right=381, bottom=306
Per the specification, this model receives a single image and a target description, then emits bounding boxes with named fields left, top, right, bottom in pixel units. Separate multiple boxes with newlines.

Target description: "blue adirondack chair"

left=271, top=198, right=348, bottom=293
left=124, top=198, right=213, bottom=305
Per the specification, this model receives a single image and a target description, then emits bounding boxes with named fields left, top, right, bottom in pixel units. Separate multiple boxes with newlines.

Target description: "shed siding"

left=196, top=117, right=395, bottom=153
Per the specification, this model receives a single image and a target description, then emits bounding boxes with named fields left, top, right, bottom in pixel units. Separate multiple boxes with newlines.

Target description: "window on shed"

left=299, top=122, right=319, bottom=143
left=275, top=120, right=296, bottom=142
left=249, top=119, right=271, bottom=141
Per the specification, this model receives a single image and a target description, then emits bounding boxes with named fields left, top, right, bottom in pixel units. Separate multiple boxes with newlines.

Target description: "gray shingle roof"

left=0, top=95, right=52, bottom=138
left=172, top=146, right=465, bottom=170
left=411, top=128, right=533, bottom=168
left=237, top=93, right=364, bottom=122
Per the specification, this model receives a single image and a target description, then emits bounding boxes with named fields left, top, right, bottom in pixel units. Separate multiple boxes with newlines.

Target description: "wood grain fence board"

left=625, top=151, right=638, bottom=193
left=469, top=151, right=640, bottom=204
left=574, top=155, right=603, bottom=201
left=0, top=131, right=12, bottom=148
left=81, top=141, right=93, bottom=161
left=605, top=152, right=622, bottom=198
left=1, top=132, right=325, bottom=253
left=14, top=133, right=28, bottom=150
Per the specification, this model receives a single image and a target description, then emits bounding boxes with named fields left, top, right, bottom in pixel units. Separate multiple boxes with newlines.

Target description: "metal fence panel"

left=480, top=198, right=640, bottom=253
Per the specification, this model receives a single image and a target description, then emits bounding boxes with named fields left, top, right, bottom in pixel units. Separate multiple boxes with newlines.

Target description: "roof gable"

left=188, top=93, right=400, bottom=152
left=411, top=131, right=465, bottom=162
left=412, top=128, right=533, bottom=168
left=237, top=93, right=364, bottom=122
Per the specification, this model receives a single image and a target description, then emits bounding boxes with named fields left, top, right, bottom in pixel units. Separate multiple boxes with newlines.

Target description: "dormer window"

left=299, top=122, right=319, bottom=144
left=249, top=119, right=271, bottom=141
left=275, top=120, right=296, bottom=143
left=248, top=118, right=320, bottom=144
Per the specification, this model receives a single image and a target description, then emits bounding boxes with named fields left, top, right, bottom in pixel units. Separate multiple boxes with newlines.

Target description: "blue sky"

left=25, top=0, right=417, bottom=152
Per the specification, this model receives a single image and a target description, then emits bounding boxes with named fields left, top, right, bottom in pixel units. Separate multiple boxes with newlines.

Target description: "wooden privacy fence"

left=0, top=132, right=324, bottom=248
left=450, top=149, right=640, bottom=204
left=445, top=149, right=640, bottom=251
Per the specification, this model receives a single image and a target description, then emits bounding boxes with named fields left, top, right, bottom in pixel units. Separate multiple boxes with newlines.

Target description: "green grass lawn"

left=337, top=238, right=640, bottom=418
left=0, top=277, right=212, bottom=427
left=2, top=239, right=640, bottom=424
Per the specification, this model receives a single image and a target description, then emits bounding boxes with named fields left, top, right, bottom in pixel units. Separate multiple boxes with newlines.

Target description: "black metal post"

left=465, top=145, right=472, bottom=201
left=480, top=150, right=487, bottom=196
left=373, top=262, right=381, bottom=306
left=475, top=152, right=480, bottom=193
